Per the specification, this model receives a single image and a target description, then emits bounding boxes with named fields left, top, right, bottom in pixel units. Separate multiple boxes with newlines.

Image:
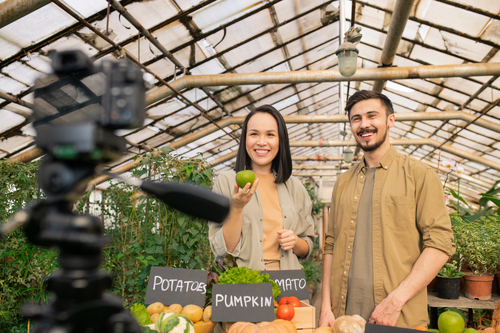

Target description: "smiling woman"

left=208, top=105, right=315, bottom=275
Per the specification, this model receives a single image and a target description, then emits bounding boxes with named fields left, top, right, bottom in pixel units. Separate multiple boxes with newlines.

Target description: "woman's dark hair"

left=345, top=90, right=394, bottom=118
left=234, top=105, right=292, bottom=184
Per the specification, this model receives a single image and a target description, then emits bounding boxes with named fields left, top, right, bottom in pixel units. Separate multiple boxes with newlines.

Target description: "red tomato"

left=276, top=304, right=295, bottom=321
left=287, top=296, right=301, bottom=308
left=278, top=297, right=289, bottom=305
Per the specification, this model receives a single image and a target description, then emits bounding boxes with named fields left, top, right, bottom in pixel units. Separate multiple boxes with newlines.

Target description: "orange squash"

left=227, top=319, right=297, bottom=333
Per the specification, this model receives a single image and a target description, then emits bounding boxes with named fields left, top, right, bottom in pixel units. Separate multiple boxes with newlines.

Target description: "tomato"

left=278, top=297, right=289, bottom=305
left=286, top=296, right=301, bottom=308
left=276, top=304, right=295, bottom=321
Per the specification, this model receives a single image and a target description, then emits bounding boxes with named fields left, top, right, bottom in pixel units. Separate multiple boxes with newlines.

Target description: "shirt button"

left=354, top=196, right=357, bottom=199
left=360, top=176, right=363, bottom=179
left=384, top=166, right=387, bottom=169
left=343, top=271, right=347, bottom=275
left=341, top=296, right=345, bottom=299
left=350, top=220, right=354, bottom=224
left=348, top=246, right=351, bottom=249
left=260, top=240, right=263, bottom=242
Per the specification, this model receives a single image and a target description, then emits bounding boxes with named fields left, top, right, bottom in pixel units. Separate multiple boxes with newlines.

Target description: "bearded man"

left=319, top=90, right=455, bottom=328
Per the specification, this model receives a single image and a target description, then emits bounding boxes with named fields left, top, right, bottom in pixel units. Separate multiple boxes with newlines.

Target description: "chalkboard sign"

left=145, top=267, right=207, bottom=307
left=262, top=270, right=309, bottom=301
left=211, top=283, right=275, bottom=323
left=365, top=323, right=420, bottom=333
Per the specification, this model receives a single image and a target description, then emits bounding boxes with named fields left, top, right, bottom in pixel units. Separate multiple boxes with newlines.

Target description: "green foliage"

left=218, top=266, right=281, bottom=300
left=303, top=182, right=325, bottom=217
left=447, top=180, right=500, bottom=221
left=451, top=214, right=500, bottom=275
left=0, top=151, right=215, bottom=330
left=130, top=303, right=153, bottom=326
left=301, top=236, right=321, bottom=290
left=300, top=183, right=323, bottom=290
left=0, top=161, right=55, bottom=331
left=437, top=263, right=464, bottom=278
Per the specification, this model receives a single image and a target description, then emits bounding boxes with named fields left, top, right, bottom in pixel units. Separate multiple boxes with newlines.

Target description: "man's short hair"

left=345, top=90, right=394, bottom=118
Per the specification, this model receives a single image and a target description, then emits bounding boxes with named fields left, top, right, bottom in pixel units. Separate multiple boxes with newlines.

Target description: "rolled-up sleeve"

left=295, top=184, right=315, bottom=262
left=324, top=180, right=339, bottom=255
left=416, top=168, right=455, bottom=257
left=208, top=172, right=242, bottom=260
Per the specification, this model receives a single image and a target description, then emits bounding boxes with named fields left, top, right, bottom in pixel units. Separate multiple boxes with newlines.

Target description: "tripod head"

left=0, top=50, right=230, bottom=333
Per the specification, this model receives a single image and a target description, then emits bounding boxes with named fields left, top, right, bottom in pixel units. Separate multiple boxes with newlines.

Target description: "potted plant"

left=436, top=262, right=464, bottom=299
left=454, top=216, right=500, bottom=300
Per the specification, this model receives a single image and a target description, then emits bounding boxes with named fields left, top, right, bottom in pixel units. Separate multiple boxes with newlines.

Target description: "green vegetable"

left=155, top=312, right=194, bottom=333
left=141, top=326, right=157, bottom=333
left=130, top=303, right=153, bottom=326
left=218, top=266, right=281, bottom=299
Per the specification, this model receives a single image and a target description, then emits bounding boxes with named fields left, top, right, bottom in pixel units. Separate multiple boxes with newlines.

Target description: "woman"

left=208, top=105, right=315, bottom=271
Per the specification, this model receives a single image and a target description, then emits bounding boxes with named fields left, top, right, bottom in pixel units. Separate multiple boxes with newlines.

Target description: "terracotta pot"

left=427, top=276, right=437, bottom=292
left=464, top=272, right=494, bottom=300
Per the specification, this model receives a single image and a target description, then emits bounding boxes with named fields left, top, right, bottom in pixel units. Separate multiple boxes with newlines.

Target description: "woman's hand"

left=231, top=179, right=259, bottom=210
left=277, top=229, right=298, bottom=251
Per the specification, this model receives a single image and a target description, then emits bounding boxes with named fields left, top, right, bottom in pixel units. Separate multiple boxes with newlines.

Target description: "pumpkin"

left=227, top=319, right=297, bottom=333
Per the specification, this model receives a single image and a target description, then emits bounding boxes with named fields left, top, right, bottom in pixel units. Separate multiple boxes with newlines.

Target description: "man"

left=319, top=90, right=455, bottom=328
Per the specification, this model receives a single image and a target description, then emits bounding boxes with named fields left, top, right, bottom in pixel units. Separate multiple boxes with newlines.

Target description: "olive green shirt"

left=346, top=167, right=376, bottom=320
left=324, top=146, right=455, bottom=328
left=209, top=170, right=315, bottom=270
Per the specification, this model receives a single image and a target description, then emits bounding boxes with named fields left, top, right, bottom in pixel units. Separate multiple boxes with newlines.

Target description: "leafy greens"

left=218, top=266, right=281, bottom=299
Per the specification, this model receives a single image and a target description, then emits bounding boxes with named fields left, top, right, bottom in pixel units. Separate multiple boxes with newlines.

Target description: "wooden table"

left=428, top=291, right=500, bottom=329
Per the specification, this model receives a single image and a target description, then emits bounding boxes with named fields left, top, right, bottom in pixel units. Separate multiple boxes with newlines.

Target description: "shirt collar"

left=357, top=145, right=397, bottom=173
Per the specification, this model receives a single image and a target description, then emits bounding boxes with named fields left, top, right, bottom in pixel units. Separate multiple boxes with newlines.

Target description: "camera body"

left=20, top=50, right=147, bottom=333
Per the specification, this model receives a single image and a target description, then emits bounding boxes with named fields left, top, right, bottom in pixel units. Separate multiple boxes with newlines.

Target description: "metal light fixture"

left=343, top=147, right=354, bottom=163
left=335, top=26, right=362, bottom=77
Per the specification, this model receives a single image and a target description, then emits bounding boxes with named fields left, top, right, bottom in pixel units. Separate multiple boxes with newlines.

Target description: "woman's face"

left=245, top=112, right=280, bottom=174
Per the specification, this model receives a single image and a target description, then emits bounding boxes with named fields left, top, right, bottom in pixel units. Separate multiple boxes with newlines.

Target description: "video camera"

left=0, top=50, right=230, bottom=333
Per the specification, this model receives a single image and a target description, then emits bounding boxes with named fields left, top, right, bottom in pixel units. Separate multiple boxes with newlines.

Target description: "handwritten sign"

left=145, top=267, right=207, bottom=306
left=211, top=283, right=275, bottom=322
left=262, top=270, right=309, bottom=301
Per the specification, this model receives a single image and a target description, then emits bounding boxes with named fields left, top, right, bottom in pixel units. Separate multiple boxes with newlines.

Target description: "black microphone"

left=98, top=168, right=230, bottom=223
left=140, top=181, right=230, bottom=223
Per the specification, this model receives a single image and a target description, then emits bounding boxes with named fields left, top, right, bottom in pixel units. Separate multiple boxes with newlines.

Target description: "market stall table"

left=428, top=291, right=500, bottom=329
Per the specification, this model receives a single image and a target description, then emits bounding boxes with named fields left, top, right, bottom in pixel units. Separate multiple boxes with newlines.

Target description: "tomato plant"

left=287, top=296, right=301, bottom=308
left=276, top=304, right=295, bottom=321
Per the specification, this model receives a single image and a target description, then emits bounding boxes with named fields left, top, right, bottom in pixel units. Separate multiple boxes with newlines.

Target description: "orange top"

left=257, top=173, right=283, bottom=265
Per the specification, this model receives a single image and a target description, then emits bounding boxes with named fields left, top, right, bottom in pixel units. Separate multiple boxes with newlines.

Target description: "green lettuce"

left=218, top=266, right=281, bottom=299
left=130, top=303, right=153, bottom=326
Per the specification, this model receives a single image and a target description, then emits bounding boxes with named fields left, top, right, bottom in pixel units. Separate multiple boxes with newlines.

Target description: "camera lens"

left=61, top=54, right=78, bottom=69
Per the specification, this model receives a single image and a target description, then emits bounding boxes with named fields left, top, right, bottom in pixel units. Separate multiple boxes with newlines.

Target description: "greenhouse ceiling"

left=0, top=0, right=499, bottom=204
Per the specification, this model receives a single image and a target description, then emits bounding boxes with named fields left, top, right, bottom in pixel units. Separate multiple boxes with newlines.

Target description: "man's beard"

left=355, top=126, right=389, bottom=152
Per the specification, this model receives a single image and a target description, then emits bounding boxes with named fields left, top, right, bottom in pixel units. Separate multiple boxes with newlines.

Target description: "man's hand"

left=368, top=289, right=405, bottom=326
left=319, top=306, right=336, bottom=327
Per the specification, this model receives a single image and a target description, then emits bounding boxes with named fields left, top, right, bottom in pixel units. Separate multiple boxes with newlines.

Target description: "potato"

left=150, top=313, right=160, bottom=323
left=147, top=302, right=165, bottom=315
left=169, top=303, right=183, bottom=314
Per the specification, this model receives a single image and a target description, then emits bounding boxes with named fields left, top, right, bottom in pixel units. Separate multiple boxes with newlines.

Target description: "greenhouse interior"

left=0, top=0, right=499, bottom=333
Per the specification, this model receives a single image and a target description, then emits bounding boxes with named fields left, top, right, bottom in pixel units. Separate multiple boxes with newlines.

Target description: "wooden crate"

left=292, top=301, right=316, bottom=330
left=221, top=301, right=316, bottom=332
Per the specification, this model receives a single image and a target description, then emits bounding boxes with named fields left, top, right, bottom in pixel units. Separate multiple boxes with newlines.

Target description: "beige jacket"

left=209, top=170, right=315, bottom=270
left=324, top=146, right=455, bottom=328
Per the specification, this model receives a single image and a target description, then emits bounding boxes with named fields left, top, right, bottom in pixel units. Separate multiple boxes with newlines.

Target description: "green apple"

left=235, top=170, right=256, bottom=189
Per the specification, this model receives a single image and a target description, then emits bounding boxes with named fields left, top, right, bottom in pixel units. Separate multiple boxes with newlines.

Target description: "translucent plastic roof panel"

left=0, top=4, right=77, bottom=60
left=0, top=0, right=499, bottom=200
